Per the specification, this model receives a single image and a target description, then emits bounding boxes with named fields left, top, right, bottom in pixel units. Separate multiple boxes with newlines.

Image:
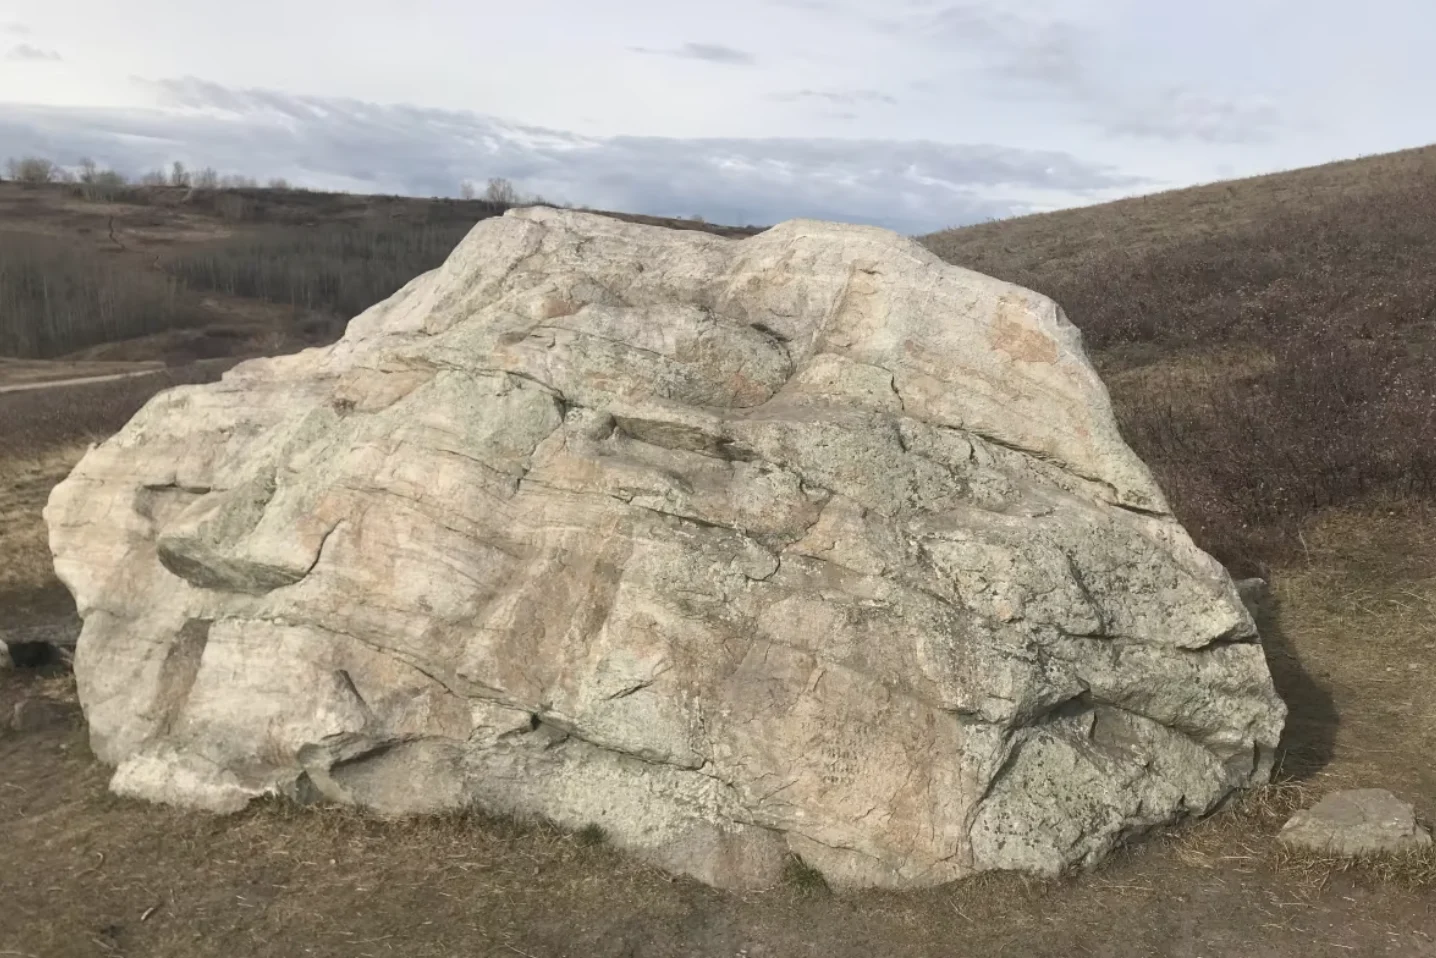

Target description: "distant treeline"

left=0, top=233, right=198, bottom=357
left=0, top=153, right=540, bottom=357
left=165, top=223, right=479, bottom=320
left=4, top=154, right=551, bottom=207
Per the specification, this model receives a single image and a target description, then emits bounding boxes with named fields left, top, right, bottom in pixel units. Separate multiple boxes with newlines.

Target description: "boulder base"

left=46, top=209, right=1286, bottom=889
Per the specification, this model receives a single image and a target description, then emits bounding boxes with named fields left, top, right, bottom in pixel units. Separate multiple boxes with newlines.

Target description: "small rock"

left=1280, top=788, right=1433, bottom=857
left=0, top=638, right=11, bottom=672
left=10, top=697, right=73, bottom=733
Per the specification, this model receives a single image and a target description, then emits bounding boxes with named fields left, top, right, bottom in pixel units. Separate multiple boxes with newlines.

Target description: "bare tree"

left=192, top=167, right=220, bottom=190
left=5, top=156, right=57, bottom=184
left=459, top=180, right=477, bottom=200
left=484, top=177, right=520, bottom=205
left=220, top=174, right=258, bottom=189
left=76, top=159, right=127, bottom=201
left=266, top=177, right=291, bottom=190
left=139, top=169, right=168, bottom=187
left=90, top=169, right=126, bottom=201
left=169, top=161, right=190, bottom=187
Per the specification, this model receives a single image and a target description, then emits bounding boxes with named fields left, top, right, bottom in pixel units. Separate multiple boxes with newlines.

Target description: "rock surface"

left=1280, top=789, right=1432, bottom=857
left=45, top=208, right=1286, bottom=889
left=1234, top=578, right=1268, bottom=618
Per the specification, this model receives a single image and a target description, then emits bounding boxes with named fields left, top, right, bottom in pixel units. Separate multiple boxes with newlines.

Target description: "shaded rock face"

left=46, top=208, right=1286, bottom=889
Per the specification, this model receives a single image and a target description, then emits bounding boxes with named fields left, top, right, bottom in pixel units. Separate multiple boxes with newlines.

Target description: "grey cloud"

left=1099, top=88, right=1283, bottom=144
left=767, top=0, right=843, bottom=9
left=774, top=88, right=899, bottom=106
left=1, top=22, right=27, bottom=35
left=6, top=43, right=61, bottom=61
left=916, top=3, right=1283, bottom=144
left=0, top=78, right=1144, bottom=234
left=630, top=42, right=755, bottom=65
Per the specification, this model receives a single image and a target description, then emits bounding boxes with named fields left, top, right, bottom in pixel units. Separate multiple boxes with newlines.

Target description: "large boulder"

left=45, top=208, right=1286, bottom=889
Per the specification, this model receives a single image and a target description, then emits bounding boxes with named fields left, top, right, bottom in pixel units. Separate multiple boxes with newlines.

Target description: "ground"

left=3, top=160, right=1436, bottom=956
left=3, top=510, right=1434, bottom=956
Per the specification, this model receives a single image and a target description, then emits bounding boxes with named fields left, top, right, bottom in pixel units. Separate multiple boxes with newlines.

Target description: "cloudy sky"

left=1, top=0, right=1433, bottom=233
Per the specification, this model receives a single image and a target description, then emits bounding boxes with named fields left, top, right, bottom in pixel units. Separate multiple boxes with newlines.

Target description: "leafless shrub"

left=75, top=161, right=128, bottom=201
left=5, top=156, right=57, bottom=184
left=484, top=177, right=520, bottom=205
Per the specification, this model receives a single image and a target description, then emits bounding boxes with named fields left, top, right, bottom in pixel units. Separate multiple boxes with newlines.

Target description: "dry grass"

left=781, top=856, right=832, bottom=896
left=924, top=143, right=1436, bottom=575
left=0, top=444, right=88, bottom=599
left=1170, top=777, right=1436, bottom=897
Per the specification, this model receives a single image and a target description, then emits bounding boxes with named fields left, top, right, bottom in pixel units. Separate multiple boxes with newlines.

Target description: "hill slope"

left=923, top=144, right=1436, bottom=572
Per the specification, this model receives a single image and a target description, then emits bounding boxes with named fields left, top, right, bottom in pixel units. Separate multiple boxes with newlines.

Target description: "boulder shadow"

left=1251, top=584, right=1338, bottom=780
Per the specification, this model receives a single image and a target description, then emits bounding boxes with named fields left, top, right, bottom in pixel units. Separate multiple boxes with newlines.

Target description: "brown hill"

left=924, top=144, right=1436, bottom=573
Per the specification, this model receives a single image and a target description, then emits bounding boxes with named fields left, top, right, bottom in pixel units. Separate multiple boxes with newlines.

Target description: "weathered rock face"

left=46, top=208, right=1286, bottom=889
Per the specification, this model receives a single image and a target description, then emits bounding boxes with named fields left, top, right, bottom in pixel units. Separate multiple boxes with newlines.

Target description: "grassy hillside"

left=923, top=144, right=1436, bottom=574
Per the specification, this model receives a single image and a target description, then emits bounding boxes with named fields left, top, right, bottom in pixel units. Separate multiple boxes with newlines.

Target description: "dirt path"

left=0, top=357, right=238, bottom=395
left=0, top=367, right=168, bottom=394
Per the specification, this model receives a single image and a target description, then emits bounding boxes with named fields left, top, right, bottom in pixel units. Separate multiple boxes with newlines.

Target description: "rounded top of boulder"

left=330, top=206, right=1167, bottom=514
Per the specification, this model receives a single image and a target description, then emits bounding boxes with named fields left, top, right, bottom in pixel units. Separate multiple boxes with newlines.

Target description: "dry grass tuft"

left=781, top=855, right=831, bottom=896
left=1274, top=842, right=1436, bottom=892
